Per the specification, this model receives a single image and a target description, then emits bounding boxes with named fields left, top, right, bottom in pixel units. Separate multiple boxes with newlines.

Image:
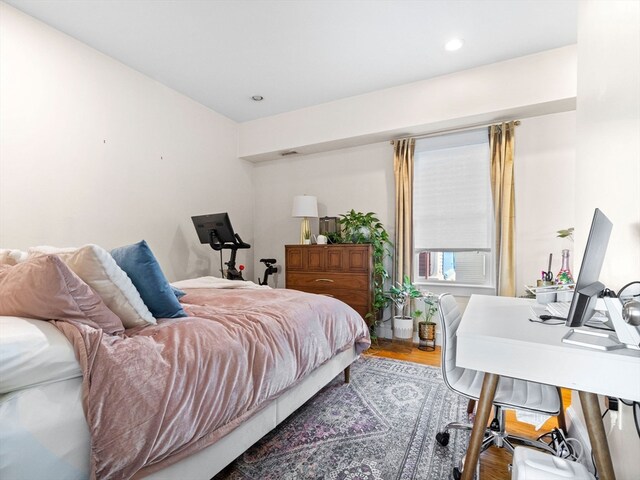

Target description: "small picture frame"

left=319, top=216, right=339, bottom=236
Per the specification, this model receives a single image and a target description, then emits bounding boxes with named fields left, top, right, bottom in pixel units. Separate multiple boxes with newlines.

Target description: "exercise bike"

left=192, top=213, right=278, bottom=284
left=208, top=229, right=250, bottom=280
left=192, top=212, right=250, bottom=281
left=258, top=258, right=277, bottom=286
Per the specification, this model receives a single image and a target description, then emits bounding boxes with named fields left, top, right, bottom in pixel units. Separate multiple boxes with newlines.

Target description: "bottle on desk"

left=555, top=249, right=575, bottom=302
left=555, top=249, right=574, bottom=285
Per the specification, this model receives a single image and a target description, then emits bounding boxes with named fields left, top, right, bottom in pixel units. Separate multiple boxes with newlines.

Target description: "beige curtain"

left=393, top=138, right=415, bottom=285
left=489, top=122, right=516, bottom=297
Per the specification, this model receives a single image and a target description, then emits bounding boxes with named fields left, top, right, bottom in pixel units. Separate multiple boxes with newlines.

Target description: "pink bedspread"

left=54, top=287, right=370, bottom=480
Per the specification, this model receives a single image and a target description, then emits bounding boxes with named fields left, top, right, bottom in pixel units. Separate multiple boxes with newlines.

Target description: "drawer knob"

left=314, top=278, right=334, bottom=283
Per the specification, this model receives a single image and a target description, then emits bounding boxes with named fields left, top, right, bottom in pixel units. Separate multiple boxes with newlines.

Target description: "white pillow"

left=0, top=249, right=28, bottom=266
left=27, top=245, right=77, bottom=256
left=29, top=244, right=156, bottom=328
left=69, top=245, right=156, bottom=328
left=0, top=316, right=82, bottom=394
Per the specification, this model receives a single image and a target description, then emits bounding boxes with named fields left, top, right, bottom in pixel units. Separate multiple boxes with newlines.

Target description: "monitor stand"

left=562, top=328, right=628, bottom=351
left=563, top=297, right=640, bottom=351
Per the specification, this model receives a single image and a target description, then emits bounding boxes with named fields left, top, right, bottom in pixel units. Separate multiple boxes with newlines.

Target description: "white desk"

left=456, top=295, right=640, bottom=480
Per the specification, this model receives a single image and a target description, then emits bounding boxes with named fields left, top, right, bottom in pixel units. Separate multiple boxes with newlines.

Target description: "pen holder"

left=557, top=290, right=574, bottom=302
left=536, top=281, right=556, bottom=304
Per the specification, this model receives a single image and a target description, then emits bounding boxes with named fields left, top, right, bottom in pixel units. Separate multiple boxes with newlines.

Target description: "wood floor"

left=365, top=338, right=572, bottom=480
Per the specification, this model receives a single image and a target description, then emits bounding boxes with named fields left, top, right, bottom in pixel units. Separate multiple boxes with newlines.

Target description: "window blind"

left=413, top=129, right=493, bottom=251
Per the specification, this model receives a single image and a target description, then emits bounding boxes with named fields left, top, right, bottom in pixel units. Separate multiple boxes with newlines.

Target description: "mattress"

left=0, top=377, right=90, bottom=480
left=0, top=315, right=82, bottom=393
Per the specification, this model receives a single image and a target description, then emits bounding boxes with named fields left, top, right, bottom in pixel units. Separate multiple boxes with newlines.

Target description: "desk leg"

left=579, top=391, right=616, bottom=480
left=461, top=373, right=499, bottom=480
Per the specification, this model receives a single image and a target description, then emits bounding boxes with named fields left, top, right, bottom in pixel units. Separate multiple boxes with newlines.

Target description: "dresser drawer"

left=284, top=244, right=373, bottom=322
left=292, top=286, right=370, bottom=307
left=286, top=272, right=369, bottom=290
left=285, top=245, right=371, bottom=273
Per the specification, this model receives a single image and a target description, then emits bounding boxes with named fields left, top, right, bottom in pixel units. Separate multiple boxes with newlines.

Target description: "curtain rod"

left=390, top=120, right=520, bottom=145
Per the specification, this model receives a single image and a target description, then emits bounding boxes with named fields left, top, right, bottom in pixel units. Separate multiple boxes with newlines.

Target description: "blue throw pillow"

left=111, top=240, right=186, bottom=319
left=171, top=285, right=186, bottom=299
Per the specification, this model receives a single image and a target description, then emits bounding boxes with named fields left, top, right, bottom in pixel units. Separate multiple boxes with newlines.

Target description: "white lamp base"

left=300, top=217, right=311, bottom=244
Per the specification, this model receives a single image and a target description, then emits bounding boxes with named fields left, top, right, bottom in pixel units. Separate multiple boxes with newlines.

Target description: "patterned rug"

left=214, top=356, right=470, bottom=480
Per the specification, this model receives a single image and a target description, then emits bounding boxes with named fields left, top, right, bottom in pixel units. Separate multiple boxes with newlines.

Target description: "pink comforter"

left=54, top=287, right=370, bottom=480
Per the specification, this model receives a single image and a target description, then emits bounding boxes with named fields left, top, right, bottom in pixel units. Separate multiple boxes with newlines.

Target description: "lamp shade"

left=291, top=195, right=318, bottom=218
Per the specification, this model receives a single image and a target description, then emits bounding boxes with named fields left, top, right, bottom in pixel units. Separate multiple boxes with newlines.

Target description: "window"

left=413, top=129, right=494, bottom=290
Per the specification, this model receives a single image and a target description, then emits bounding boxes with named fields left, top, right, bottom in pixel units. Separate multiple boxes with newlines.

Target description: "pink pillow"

left=0, top=255, right=124, bottom=335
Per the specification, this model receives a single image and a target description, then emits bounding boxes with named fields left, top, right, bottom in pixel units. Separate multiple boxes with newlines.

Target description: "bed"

left=0, top=245, right=370, bottom=480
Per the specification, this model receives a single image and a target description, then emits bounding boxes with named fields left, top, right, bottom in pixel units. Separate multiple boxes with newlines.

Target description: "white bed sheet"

left=0, top=377, right=90, bottom=480
left=0, top=316, right=82, bottom=393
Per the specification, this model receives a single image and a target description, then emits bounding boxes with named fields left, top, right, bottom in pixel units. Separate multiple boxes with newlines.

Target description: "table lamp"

left=291, top=195, right=318, bottom=244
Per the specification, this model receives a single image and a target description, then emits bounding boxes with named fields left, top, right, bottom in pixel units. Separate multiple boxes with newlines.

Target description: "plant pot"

left=418, top=321, right=436, bottom=351
left=394, top=316, right=414, bottom=339
left=418, top=322, right=436, bottom=341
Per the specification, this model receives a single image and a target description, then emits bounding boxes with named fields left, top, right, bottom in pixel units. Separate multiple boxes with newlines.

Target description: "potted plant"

left=387, top=275, right=422, bottom=339
left=303, top=229, right=311, bottom=244
left=338, top=210, right=392, bottom=334
left=418, top=292, right=438, bottom=350
left=326, top=231, right=342, bottom=245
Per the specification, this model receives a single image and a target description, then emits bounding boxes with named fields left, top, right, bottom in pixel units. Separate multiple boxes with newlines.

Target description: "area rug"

left=214, top=356, right=470, bottom=480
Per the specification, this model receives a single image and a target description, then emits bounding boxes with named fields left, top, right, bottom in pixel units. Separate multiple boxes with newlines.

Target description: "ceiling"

left=5, top=0, right=578, bottom=123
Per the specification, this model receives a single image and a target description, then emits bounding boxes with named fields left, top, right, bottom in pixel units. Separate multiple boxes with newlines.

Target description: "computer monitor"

left=191, top=212, right=236, bottom=245
left=565, top=208, right=613, bottom=328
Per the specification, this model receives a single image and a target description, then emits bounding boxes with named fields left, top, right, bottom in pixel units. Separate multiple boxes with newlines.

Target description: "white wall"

left=239, top=46, right=577, bottom=161
left=252, top=141, right=394, bottom=287
left=569, top=2, right=640, bottom=478
left=574, top=0, right=640, bottom=290
left=252, top=111, right=576, bottom=334
left=0, top=3, right=253, bottom=281
left=515, top=111, right=576, bottom=296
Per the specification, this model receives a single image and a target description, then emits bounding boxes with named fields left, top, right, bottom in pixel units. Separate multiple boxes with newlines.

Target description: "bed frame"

left=145, top=346, right=358, bottom=479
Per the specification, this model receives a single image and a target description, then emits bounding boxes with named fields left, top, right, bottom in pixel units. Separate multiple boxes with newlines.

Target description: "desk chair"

left=436, top=293, right=566, bottom=479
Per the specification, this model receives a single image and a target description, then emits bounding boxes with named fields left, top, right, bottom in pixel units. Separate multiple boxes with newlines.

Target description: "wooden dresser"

left=285, top=244, right=373, bottom=320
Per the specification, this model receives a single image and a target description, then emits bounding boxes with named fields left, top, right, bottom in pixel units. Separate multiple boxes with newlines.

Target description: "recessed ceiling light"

left=251, top=95, right=264, bottom=101
left=444, top=38, right=464, bottom=52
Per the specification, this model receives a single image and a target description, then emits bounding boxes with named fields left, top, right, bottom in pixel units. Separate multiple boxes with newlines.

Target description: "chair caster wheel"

left=436, top=431, right=450, bottom=446
left=452, top=467, right=462, bottom=480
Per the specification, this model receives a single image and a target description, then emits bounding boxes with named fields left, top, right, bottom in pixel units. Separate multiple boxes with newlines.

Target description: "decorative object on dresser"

left=319, top=216, right=340, bottom=240
left=291, top=195, right=318, bottom=244
left=285, top=244, right=373, bottom=321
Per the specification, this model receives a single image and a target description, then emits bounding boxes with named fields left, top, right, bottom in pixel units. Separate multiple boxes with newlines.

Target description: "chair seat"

left=449, top=368, right=561, bottom=415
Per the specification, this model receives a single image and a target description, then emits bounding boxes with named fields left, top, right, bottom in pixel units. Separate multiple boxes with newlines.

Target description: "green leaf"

left=557, top=227, right=574, bottom=239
